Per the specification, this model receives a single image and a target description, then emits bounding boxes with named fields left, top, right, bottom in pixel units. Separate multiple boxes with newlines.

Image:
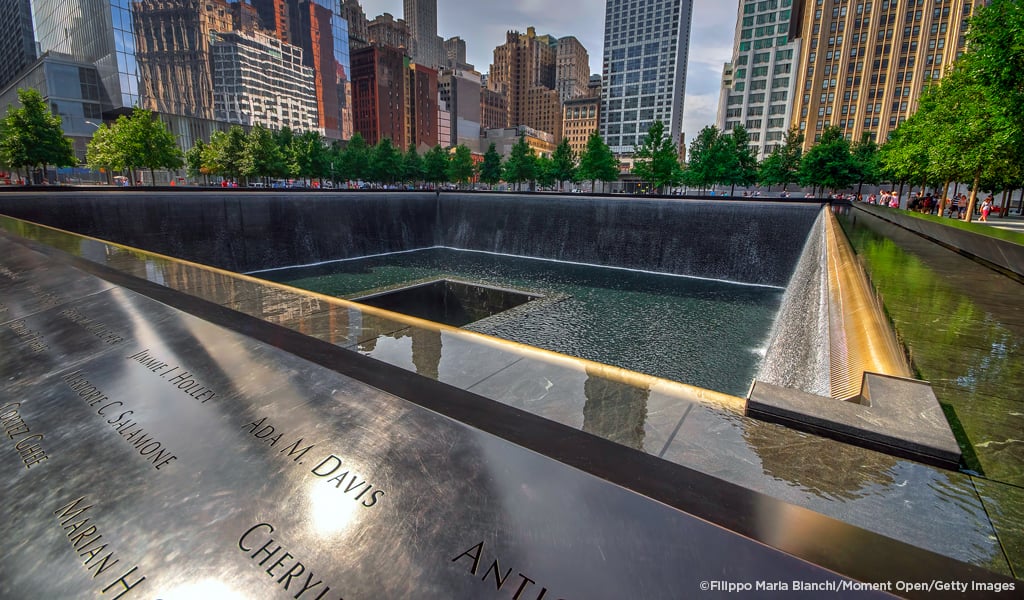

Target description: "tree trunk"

left=999, top=189, right=1010, bottom=217
left=938, top=180, right=950, bottom=216
left=964, top=171, right=981, bottom=223
left=150, top=167, right=156, bottom=186
left=897, top=182, right=905, bottom=208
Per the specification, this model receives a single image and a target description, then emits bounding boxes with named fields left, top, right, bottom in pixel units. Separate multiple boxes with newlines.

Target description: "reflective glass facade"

left=599, top=0, right=694, bottom=154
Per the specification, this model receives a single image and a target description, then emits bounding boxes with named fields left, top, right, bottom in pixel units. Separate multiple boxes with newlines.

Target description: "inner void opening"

left=261, top=248, right=784, bottom=397
left=354, top=279, right=541, bottom=327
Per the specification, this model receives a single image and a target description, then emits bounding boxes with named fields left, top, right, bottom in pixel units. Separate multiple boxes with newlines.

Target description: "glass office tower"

left=599, top=0, right=694, bottom=155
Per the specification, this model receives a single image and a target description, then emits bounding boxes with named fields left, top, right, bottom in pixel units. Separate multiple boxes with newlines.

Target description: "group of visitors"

left=858, top=190, right=1000, bottom=220
left=864, top=191, right=901, bottom=208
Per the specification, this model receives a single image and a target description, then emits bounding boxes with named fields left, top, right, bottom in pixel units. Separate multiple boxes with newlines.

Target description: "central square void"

left=354, top=279, right=541, bottom=327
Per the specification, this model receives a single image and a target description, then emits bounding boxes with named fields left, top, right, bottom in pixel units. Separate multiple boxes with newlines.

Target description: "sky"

left=362, top=0, right=739, bottom=145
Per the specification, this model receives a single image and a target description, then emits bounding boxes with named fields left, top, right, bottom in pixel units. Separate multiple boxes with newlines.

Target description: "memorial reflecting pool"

left=259, top=248, right=784, bottom=396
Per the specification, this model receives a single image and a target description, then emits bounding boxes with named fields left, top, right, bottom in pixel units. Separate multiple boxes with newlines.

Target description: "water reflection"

left=582, top=368, right=649, bottom=450
left=839, top=209, right=1024, bottom=486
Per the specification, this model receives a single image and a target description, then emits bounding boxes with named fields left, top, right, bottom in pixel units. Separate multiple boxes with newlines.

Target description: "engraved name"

left=7, top=319, right=48, bottom=353
left=59, top=307, right=125, bottom=345
left=238, top=522, right=345, bottom=599
left=452, top=541, right=566, bottom=600
left=54, top=495, right=146, bottom=599
left=26, top=283, right=61, bottom=309
left=126, top=349, right=217, bottom=403
left=309, top=454, right=385, bottom=509
left=0, top=402, right=49, bottom=468
left=243, top=417, right=316, bottom=464
left=62, top=370, right=178, bottom=470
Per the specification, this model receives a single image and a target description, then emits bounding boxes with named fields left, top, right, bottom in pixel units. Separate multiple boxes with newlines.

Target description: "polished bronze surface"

left=824, top=208, right=912, bottom=399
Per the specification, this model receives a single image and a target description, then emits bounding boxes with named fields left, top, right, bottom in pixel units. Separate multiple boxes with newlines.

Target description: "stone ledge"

left=747, top=373, right=961, bottom=470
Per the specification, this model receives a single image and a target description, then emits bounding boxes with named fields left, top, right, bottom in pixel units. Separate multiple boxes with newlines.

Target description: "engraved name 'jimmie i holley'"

left=0, top=402, right=49, bottom=468
left=126, top=348, right=217, bottom=403
left=61, top=370, right=178, bottom=470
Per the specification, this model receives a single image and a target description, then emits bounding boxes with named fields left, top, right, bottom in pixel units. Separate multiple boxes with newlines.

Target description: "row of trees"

left=877, top=0, right=1024, bottom=221
left=626, top=120, right=881, bottom=196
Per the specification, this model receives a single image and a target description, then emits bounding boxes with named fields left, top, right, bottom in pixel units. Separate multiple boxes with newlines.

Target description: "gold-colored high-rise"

left=790, top=0, right=987, bottom=149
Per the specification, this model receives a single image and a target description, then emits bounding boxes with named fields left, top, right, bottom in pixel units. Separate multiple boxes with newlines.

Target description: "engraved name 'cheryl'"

left=61, top=370, right=178, bottom=470
left=238, top=522, right=345, bottom=599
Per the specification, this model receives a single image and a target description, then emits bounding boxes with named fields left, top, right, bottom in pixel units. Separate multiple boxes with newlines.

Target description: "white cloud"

left=682, top=92, right=721, bottom=146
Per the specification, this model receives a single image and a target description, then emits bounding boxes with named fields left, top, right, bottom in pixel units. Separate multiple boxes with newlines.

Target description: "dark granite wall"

left=440, top=195, right=820, bottom=286
left=0, top=191, right=821, bottom=286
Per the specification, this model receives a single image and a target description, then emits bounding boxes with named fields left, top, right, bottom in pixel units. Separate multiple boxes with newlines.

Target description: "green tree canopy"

left=721, top=125, right=758, bottom=194
left=240, top=124, right=283, bottom=184
left=502, top=135, right=537, bottom=190
left=683, top=125, right=730, bottom=193
left=86, top=123, right=125, bottom=181
left=0, top=88, right=77, bottom=182
left=799, top=126, right=857, bottom=193
left=293, top=130, right=328, bottom=183
left=423, top=144, right=450, bottom=185
left=549, top=137, right=577, bottom=190
left=401, top=143, right=424, bottom=184
left=447, top=144, right=476, bottom=187
left=577, top=131, right=618, bottom=193
left=631, top=120, right=682, bottom=194
left=369, top=137, right=401, bottom=184
left=758, top=128, right=803, bottom=190
left=478, top=143, right=503, bottom=188
left=341, top=132, right=370, bottom=183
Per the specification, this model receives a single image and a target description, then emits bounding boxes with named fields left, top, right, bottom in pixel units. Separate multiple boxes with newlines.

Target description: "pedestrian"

left=980, top=196, right=993, bottom=221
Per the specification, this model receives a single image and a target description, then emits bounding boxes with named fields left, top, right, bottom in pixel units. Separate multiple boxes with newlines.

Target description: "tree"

left=423, top=144, right=450, bottom=185
left=721, top=125, right=758, bottom=195
left=758, top=128, right=803, bottom=191
left=86, top=124, right=125, bottom=184
left=185, top=139, right=208, bottom=185
left=369, top=137, right=401, bottom=184
left=549, top=137, right=577, bottom=191
left=631, top=120, right=682, bottom=194
left=683, top=125, right=730, bottom=193
left=401, top=143, right=424, bottom=185
left=850, top=133, right=881, bottom=196
left=502, top=135, right=537, bottom=190
left=798, top=126, right=857, bottom=193
left=340, top=132, right=370, bottom=183
left=293, top=131, right=329, bottom=184
left=104, top=108, right=183, bottom=186
left=0, top=88, right=77, bottom=183
left=535, top=155, right=557, bottom=188
left=478, top=143, right=503, bottom=188
left=241, top=124, right=283, bottom=185
left=273, top=127, right=299, bottom=179
left=222, top=125, right=247, bottom=182
left=577, top=131, right=618, bottom=193
left=447, top=144, right=476, bottom=187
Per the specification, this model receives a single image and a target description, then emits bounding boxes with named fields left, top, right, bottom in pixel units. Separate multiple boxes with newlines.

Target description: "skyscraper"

left=404, top=0, right=444, bottom=68
left=716, top=0, right=801, bottom=159
left=789, top=0, right=985, bottom=150
left=0, top=0, right=35, bottom=90
left=488, top=28, right=561, bottom=140
left=599, top=0, right=694, bottom=155
left=555, top=37, right=591, bottom=103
